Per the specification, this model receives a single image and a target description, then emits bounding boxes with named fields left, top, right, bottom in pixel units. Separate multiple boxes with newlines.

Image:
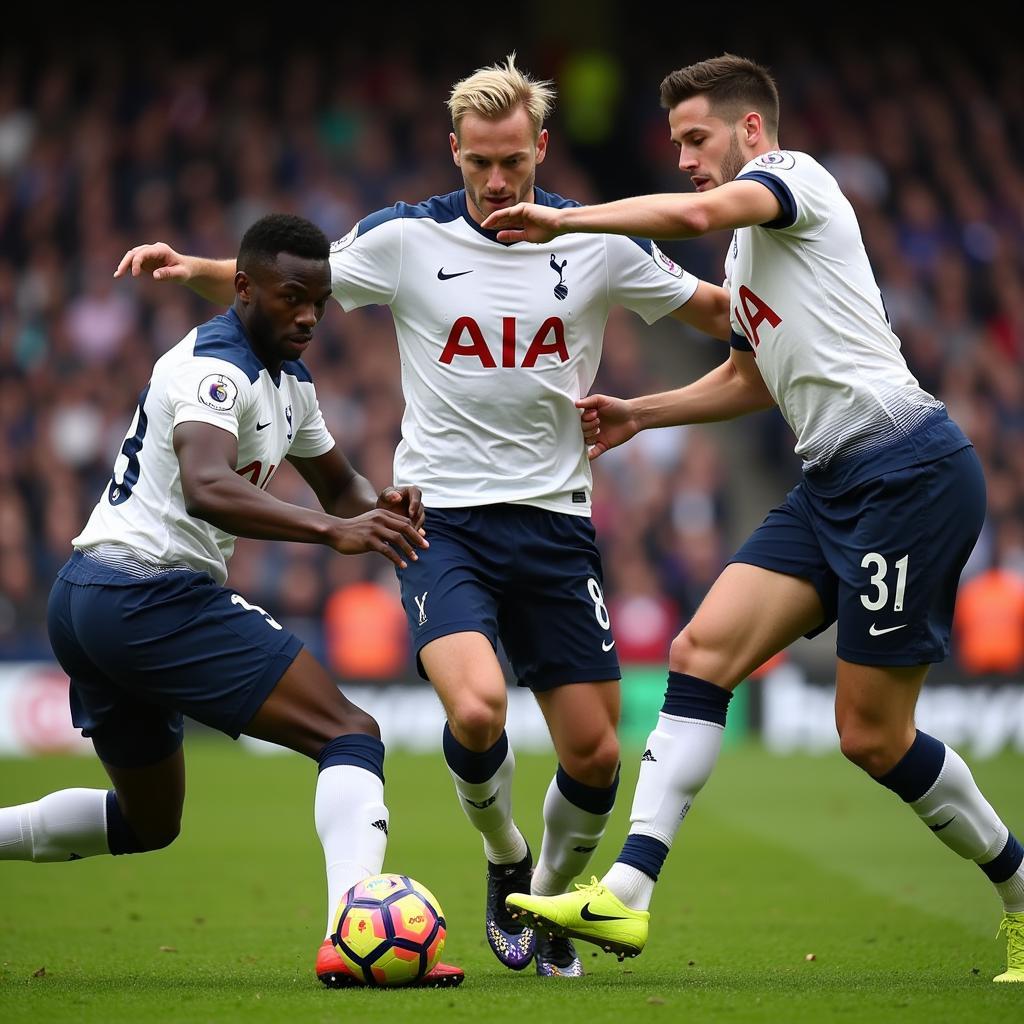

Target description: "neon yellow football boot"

left=505, top=877, right=649, bottom=960
left=994, top=911, right=1024, bottom=982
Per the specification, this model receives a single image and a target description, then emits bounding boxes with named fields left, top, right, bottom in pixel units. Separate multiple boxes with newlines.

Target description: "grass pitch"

left=1, top=742, right=1022, bottom=1023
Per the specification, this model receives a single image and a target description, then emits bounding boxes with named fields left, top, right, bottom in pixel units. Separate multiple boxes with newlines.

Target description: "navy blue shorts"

left=47, top=551, right=303, bottom=767
left=397, top=505, right=621, bottom=691
left=731, top=445, right=986, bottom=666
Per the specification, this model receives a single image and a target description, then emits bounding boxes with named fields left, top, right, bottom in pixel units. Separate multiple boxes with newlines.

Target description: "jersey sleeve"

left=288, top=392, right=337, bottom=459
left=164, top=357, right=254, bottom=438
left=329, top=211, right=403, bottom=311
left=604, top=236, right=699, bottom=324
left=736, top=152, right=835, bottom=237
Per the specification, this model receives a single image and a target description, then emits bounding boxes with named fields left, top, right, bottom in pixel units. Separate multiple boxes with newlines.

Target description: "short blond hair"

left=447, top=53, right=556, bottom=138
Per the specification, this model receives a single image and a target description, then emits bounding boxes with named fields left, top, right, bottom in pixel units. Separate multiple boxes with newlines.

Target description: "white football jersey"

left=74, top=308, right=335, bottom=583
left=726, top=151, right=942, bottom=471
left=330, top=187, right=697, bottom=514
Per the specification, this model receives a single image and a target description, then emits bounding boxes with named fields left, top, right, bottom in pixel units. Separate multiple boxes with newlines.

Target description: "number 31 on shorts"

left=859, top=552, right=909, bottom=613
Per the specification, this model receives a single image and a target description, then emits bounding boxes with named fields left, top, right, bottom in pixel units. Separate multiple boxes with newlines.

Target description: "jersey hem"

left=407, top=493, right=592, bottom=516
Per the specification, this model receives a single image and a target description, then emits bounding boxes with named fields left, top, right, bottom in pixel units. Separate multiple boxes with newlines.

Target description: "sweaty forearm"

left=184, top=471, right=337, bottom=545
left=327, top=475, right=379, bottom=520
left=557, top=194, right=708, bottom=240
left=185, top=258, right=237, bottom=306
left=633, top=362, right=773, bottom=429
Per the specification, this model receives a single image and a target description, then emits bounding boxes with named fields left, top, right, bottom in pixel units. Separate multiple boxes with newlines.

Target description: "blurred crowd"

left=1, top=24, right=1022, bottom=678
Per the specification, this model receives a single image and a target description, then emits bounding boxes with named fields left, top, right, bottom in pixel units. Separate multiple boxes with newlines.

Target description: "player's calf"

left=532, top=763, right=619, bottom=899
left=871, top=729, right=1024, bottom=980
left=314, top=733, right=390, bottom=937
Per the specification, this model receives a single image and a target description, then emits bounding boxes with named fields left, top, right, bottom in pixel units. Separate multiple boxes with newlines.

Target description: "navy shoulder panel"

left=737, top=171, right=797, bottom=230
left=282, top=359, right=313, bottom=383
left=193, top=309, right=263, bottom=383
left=535, top=187, right=649, bottom=252
left=533, top=187, right=582, bottom=211
left=358, top=191, right=465, bottom=237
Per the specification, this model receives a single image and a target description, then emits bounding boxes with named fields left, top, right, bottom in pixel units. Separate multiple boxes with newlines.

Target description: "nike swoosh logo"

left=601, top=639, right=616, bottom=652
left=580, top=902, right=627, bottom=922
left=869, top=623, right=908, bottom=636
left=256, top=421, right=271, bottom=431
left=437, top=268, right=473, bottom=280
left=929, top=816, right=956, bottom=832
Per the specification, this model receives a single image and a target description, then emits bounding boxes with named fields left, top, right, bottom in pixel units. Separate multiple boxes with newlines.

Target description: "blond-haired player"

left=113, top=55, right=730, bottom=978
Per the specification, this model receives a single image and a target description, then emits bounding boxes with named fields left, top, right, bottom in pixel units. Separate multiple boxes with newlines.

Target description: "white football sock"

left=602, top=862, right=656, bottom=911
left=447, top=744, right=527, bottom=865
left=605, top=713, right=725, bottom=911
left=906, top=744, right=1008, bottom=863
left=627, top=712, right=724, bottom=846
left=532, top=771, right=614, bottom=897
left=0, top=789, right=110, bottom=862
left=995, top=865, right=1024, bottom=914
left=315, top=765, right=389, bottom=938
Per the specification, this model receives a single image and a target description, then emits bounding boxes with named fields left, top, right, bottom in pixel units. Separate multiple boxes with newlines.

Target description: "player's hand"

left=113, top=242, right=193, bottom=283
left=330, top=509, right=429, bottom=569
left=575, top=394, right=640, bottom=460
left=376, top=485, right=425, bottom=532
left=481, top=202, right=562, bottom=244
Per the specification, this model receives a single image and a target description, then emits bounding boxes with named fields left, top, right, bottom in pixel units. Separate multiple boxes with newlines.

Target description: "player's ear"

left=535, top=128, right=549, bottom=164
left=234, top=270, right=252, bottom=303
left=742, top=111, right=763, bottom=146
left=449, top=132, right=461, bottom=166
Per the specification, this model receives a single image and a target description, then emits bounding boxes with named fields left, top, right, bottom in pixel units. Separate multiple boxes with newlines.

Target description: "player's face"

left=237, top=254, right=332, bottom=366
left=668, top=95, right=749, bottom=190
left=451, top=106, right=548, bottom=225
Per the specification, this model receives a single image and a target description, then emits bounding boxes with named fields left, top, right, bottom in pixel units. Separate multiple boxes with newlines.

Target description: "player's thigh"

left=48, top=572, right=186, bottom=773
left=829, top=447, right=986, bottom=667
left=834, top=658, right=929, bottom=773
left=534, top=681, right=621, bottom=784
left=243, top=647, right=379, bottom=757
left=101, top=746, right=186, bottom=849
left=419, top=631, right=509, bottom=736
left=674, top=562, right=825, bottom=688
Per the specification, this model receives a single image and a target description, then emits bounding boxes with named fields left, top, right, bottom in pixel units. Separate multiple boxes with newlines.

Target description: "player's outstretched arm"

left=484, top=180, right=782, bottom=243
left=113, top=242, right=237, bottom=307
left=175, top=422, right=427, bottom=568
left=577, top=349, right=774, bottom=461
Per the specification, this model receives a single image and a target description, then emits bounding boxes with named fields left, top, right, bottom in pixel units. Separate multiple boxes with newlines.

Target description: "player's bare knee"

left=278, top=706, right=382, bottom=760
left=669, top=626, right=728, bottom=681
left=446, top=699, right=505, bottom=751
left=668, top=628, right=698, bottom=671
left=336, top=706, right=380, bottom=741
left=309, top=707, right=381, bottom=755
left=560, top=733, right=620, bottom=787
left=838, top=726, right=896, bottom=776
left=130, top=816, right=182, bottom=852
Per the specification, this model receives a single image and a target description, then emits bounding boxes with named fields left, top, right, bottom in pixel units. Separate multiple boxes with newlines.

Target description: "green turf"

left=1, top=743, right=1022, bottom=1023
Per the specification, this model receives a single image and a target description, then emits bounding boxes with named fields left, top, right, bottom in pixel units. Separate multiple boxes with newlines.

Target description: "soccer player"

left=112, top=56, right=729, bottom=977
left=484, top=54, right=1024, bottom=983
left=0, top=214, right=463, bottom=989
